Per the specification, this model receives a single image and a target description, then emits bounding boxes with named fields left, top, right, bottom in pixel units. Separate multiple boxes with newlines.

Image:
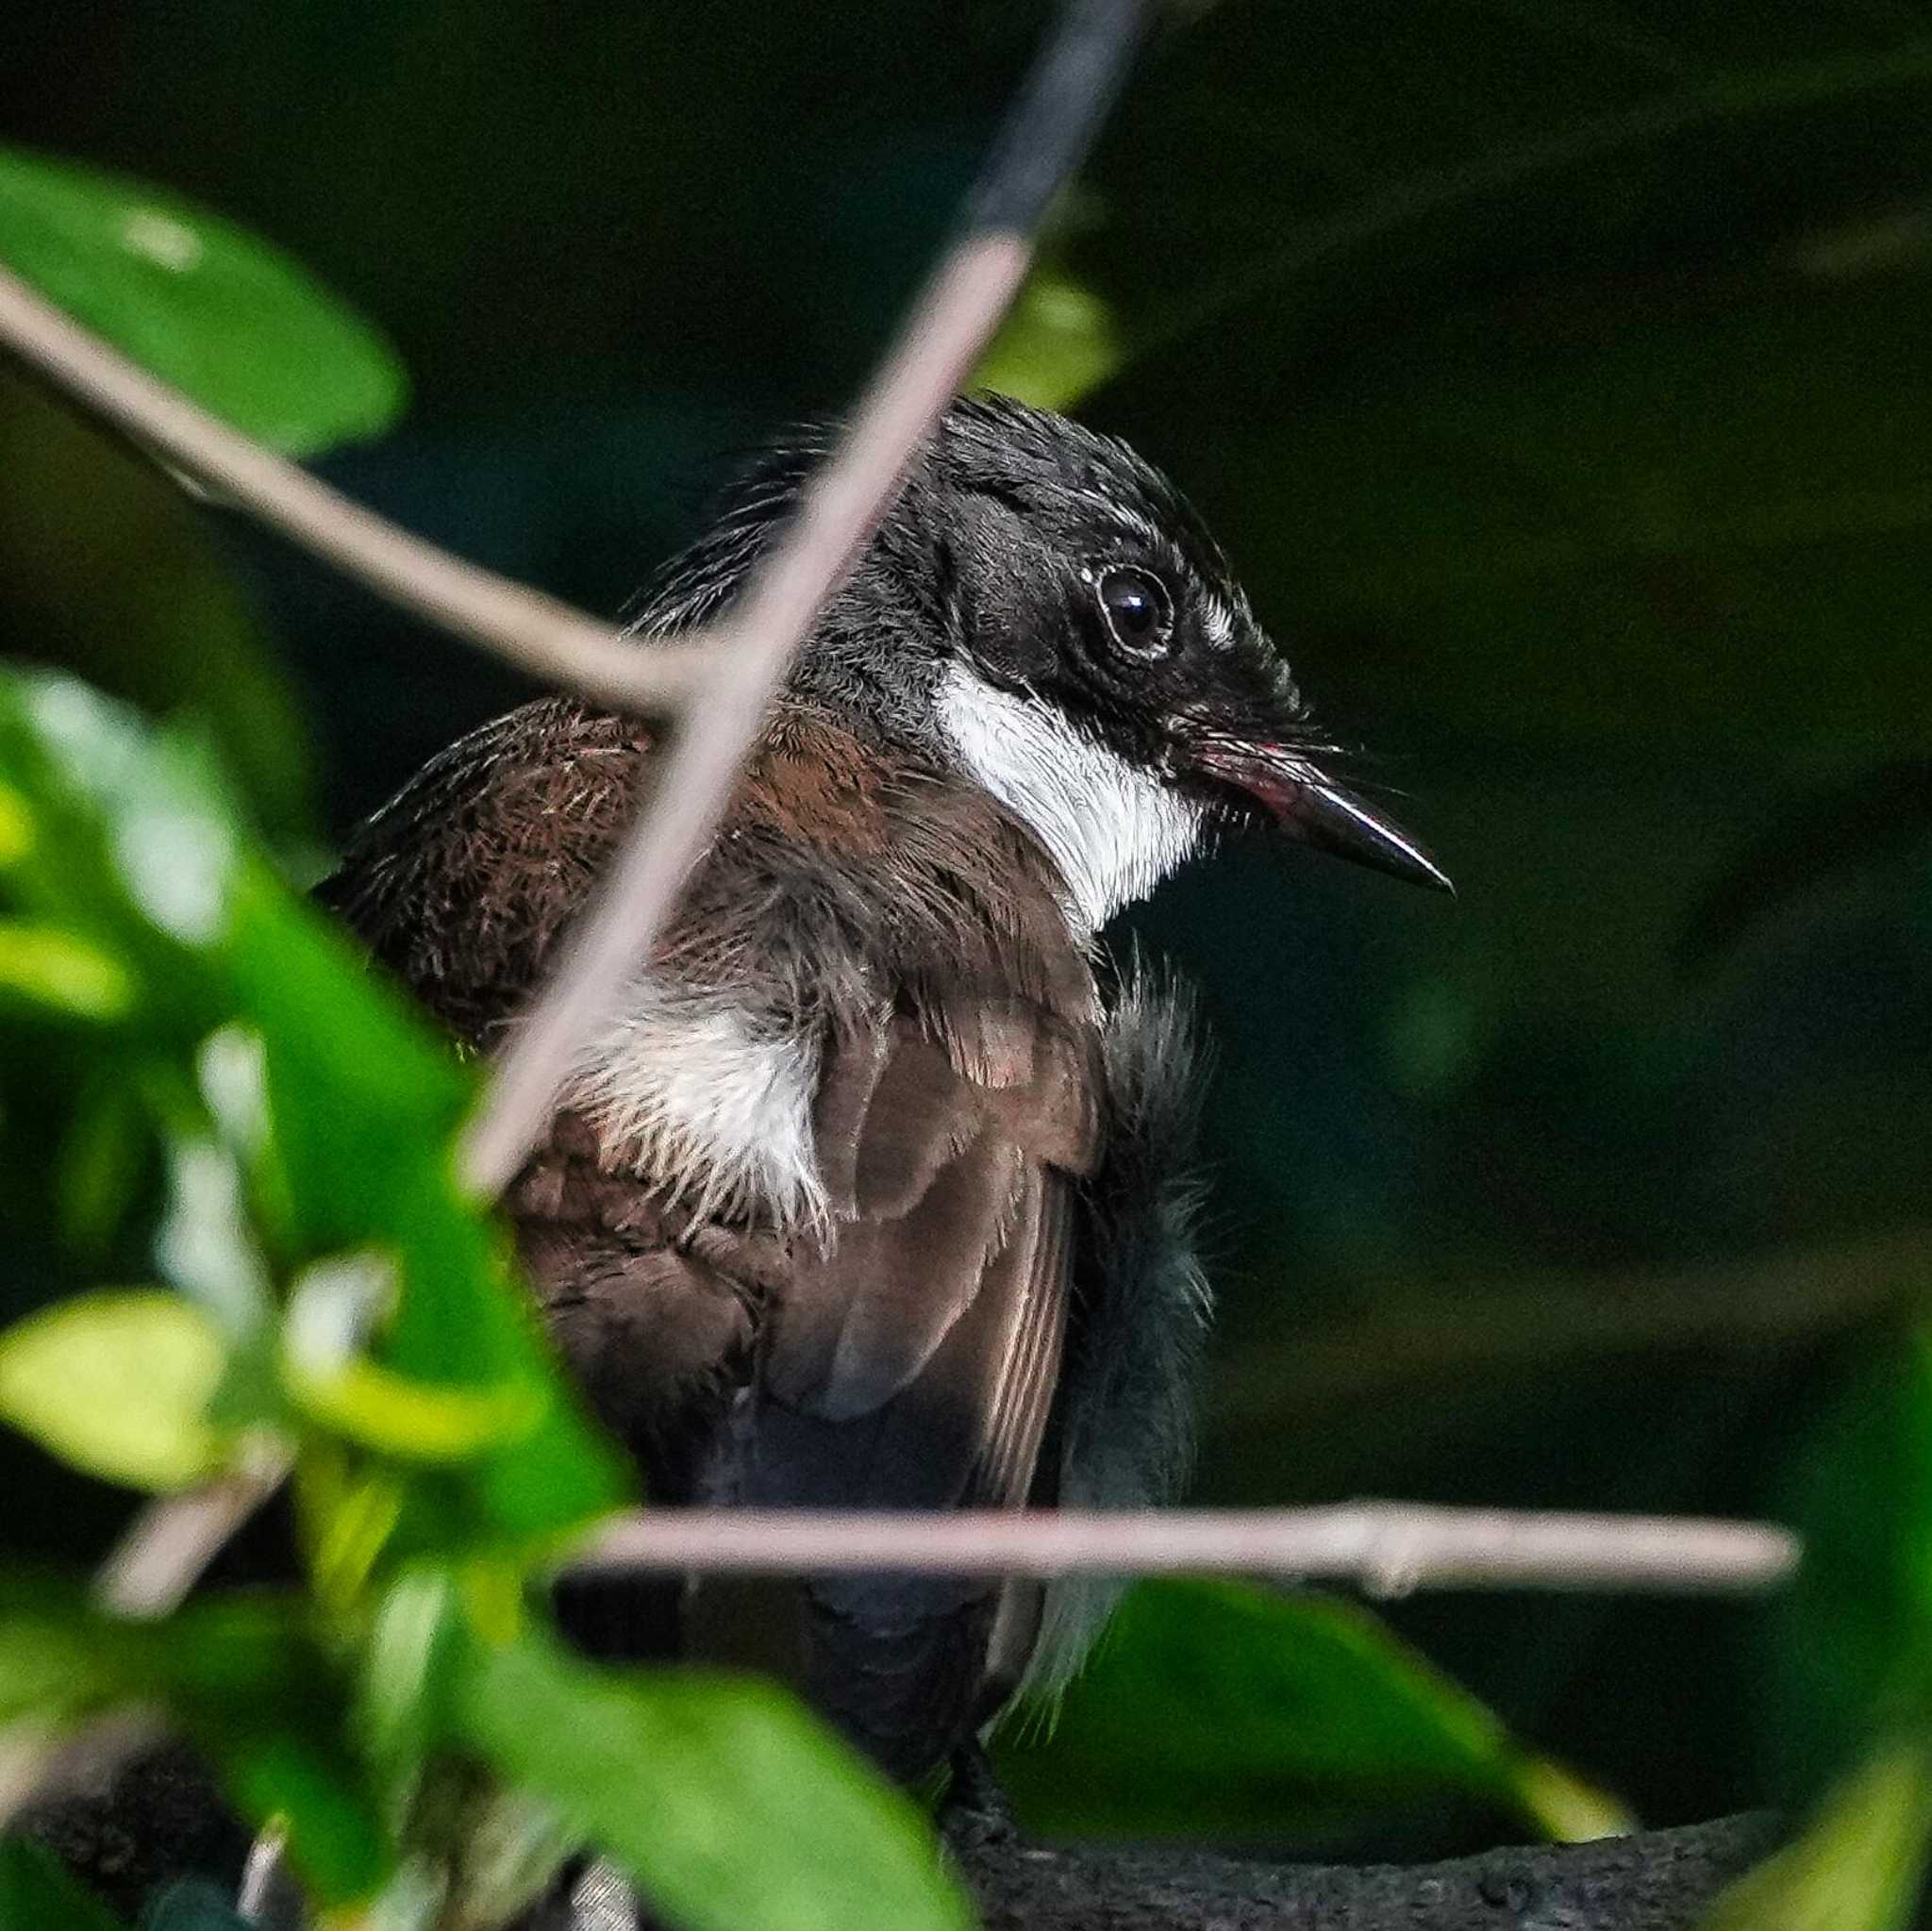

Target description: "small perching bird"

left=324, top=396, right=1448, bottom=1788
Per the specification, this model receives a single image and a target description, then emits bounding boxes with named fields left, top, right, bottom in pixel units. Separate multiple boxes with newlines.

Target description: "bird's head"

left=641, top=394, right=1450, bottom=930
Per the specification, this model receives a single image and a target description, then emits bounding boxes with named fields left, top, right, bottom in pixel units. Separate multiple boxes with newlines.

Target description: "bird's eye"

left=1093, top=565, right=1174, bottom=658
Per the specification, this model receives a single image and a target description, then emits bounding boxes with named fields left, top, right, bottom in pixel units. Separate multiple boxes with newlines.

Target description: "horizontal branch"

left=24, top=1747, right=1784, bottom=1931
left=568, top=1503, right=1799, bottom=1596
left=951, top=1814, right=1784, bottom=1931
left=0, top=265, right=705, bottom=716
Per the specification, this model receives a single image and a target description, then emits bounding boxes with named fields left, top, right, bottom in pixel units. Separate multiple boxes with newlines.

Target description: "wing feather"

left=730, top=1007, right=1094, bottom=1775
left=324, top=697, right=1106, bottom=1774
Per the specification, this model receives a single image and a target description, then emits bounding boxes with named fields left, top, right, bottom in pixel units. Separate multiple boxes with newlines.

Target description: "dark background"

left=5, top=0, right=1931, bottom=1856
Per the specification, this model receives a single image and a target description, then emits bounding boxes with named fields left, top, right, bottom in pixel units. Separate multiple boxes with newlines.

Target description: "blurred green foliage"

left=0, top=1840, right=125, bottom=1931
left=0, top=651, right=1593, bottom=1928
left=0, top=1291, right=226, bottom=1489
left=996, top=1580, right=1625, bottom=1843
left=0, top=147, right=406, bottom=456
left=2, top=0, right=1932, bottom=1924
left=1702, top=1741, right=1932, bottom=1931
left=0, top=668, right=970, bottom=1929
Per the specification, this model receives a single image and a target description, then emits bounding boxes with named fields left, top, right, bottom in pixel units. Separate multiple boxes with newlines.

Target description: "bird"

left=322, top=393, right=1449, bottom=1794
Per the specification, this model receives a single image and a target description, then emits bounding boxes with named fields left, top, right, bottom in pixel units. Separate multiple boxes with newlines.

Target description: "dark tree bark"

left=23, top=1748, right=251, bottom=1923
left=22, top=1746, right=1781, bottom=1931
left=954, top=1815, right=1782, bottom=1930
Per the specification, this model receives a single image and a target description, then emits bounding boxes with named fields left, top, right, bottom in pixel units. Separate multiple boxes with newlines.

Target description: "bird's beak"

left=1190, top=743, right=1454, bottom=893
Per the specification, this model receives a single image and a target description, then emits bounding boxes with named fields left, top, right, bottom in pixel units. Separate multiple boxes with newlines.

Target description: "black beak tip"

left=1187, top=745, right=1453, bottom=895
left=1295, top=781, right=1454, bottom=896
left=1405, top=844, right=1457, bottom=896
left=1407, top=854, right=1457, bottom=896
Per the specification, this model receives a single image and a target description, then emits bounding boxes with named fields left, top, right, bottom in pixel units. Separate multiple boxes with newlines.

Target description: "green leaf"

left=0, top=1590, right=130, bottom=1723
left=997, top=1580, right=1625, bottom=1842
left=1, top=675, right=242, bottom=974
left=0, top=1578, right=391, bottom=1908
left=0, top=924, right=130, bottom=1020
left=0, top=372, right=321, bottom=846
left=452, top=1623, right=973, bottom=1931
left=0, top=1290, right=226, bottom=1490
left=217, top=1734, right=392, bottom=1908
left=223, top=880, right=630, bottom=1546
left=357, top=1571, right=464, bottom=1781
left=57, top=1076, right=153, bottom=1254
left=0, top=669, right=629, bottom=1553
left=1701, top=1739, right=1932, bottom=1931
left=0, top=146, right=406, bottom=456
left=289, top=1357, right=542, bottom=1463
left=1765, top=1335, right=1932, bottom=1801
left=145, top=1599, right=391, bottom=1907
left=280, top=1253, right=542, bottom=1463
left=0, top=1839, right=126, bottom=1931
left=973, top=265, right=1122, bottom=411
left=0, top=780, right=33, bottom=865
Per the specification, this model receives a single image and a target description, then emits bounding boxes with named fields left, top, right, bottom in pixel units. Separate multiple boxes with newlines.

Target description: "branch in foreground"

left=568, top=1504, right=1799, bottom=1597
left=456, top=229, right=1032, bottom=1191
left=460, top=0, right=1156, bottom=1195
left=0, top=268, right=707, bottom=717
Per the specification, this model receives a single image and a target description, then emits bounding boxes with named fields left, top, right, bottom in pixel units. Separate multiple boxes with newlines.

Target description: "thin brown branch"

left=568, top=1503, right=1799, bottom=1597
left=91, top=1450, right=291, bottom=1622
left=458, top=0, right=1157, bottom=1195
left=0, top=265, right=705, bottom=716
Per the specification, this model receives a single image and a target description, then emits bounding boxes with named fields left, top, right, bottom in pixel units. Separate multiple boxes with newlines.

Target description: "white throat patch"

left=937, top=663, right=1203, bottom=932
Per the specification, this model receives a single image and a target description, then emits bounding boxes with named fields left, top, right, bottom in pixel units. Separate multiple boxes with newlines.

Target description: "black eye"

left=1093, top=565, right=1174, bottom=658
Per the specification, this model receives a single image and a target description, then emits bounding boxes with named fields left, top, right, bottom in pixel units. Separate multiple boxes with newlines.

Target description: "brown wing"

left=325, top=697, right=1104, bottom=1774
left=318, top=698, right=654, bottom=1050
left=720, top=1005, right=1097, bottom=1779
left=511, top=1004, right=1097, bottom=1778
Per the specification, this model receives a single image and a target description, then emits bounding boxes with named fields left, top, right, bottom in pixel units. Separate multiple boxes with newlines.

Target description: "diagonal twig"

left=459, top=0, right=1156, bottom=1194
left=92, top=1451, right=292, bottom=1623
left=456, top=233, right=1036, bottom=1191
left=0, top=0, right=1154, bottom=1664
left=0, top=266, right=706, bottom=716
